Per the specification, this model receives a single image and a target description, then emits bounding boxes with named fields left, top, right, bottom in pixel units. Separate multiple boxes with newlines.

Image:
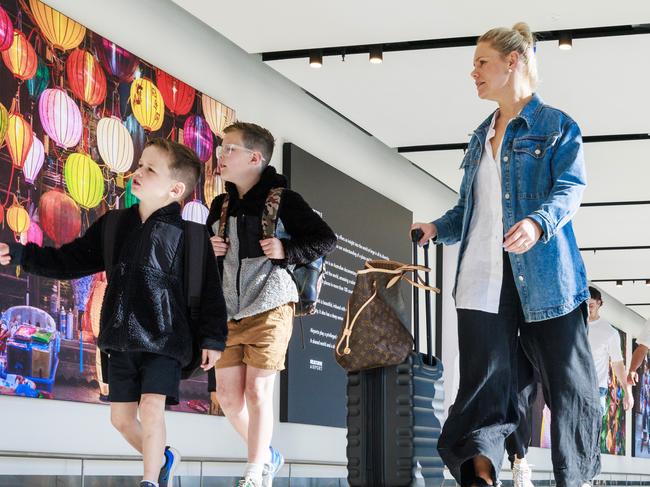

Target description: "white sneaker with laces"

left=512, top=461, right=534, bottom=487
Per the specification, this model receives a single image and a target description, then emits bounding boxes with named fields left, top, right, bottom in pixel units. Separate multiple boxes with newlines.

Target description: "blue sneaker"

left=158, top=446, right=180, bottom=487
left=261, top=446, right=284, bottom=487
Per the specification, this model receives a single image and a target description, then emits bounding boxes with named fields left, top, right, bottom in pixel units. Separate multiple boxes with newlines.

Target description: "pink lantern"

left=23, top=136, right=45, bottom=184
left=38, top=88, right=82, bottom=149
left=0, top=5, right=14, bottom=52
left=183, top=115, right=213, bottom=163
left=94, top=36, right=138, bottom=82
left=20, top=220, right=44, bottom=247
left=182, top=200, right=209, bottom=224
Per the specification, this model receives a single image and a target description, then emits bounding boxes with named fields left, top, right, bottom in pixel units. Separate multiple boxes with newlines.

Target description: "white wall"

left=0, top=0, right=456, bottom=464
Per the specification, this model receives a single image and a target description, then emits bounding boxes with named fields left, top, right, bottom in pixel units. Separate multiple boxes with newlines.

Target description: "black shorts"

left=107, top=351, right=181, bottom=405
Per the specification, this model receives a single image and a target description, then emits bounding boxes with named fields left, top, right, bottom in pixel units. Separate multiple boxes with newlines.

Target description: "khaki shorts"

left=215, top=304, right=294, bottom=371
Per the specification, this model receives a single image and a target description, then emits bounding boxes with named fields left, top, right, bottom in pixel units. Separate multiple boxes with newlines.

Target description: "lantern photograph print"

left=0, top=0, right=235, bottom=414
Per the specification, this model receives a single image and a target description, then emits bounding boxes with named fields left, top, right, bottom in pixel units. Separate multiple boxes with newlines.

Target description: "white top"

left=456, top=113, right=504, bottom=313
left=588, top=317, right=624, bottom=389
left=637, top=318, right=650, bottom=348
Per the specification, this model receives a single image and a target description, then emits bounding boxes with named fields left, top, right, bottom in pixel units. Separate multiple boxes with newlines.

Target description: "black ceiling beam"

left=626, top=303, right=650, bottom=307
left=580, top=245, right=650, bottom=252
left=398, top=133, right=650, bottom=153
left=581, top=200, right=650, bottom=208
left=591, top=278, right=650, bottom=283
left=261, top=24, right=650, bottom=61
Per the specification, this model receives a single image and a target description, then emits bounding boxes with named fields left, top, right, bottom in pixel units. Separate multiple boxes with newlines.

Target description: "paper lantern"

left=7, top=201, right=30, bottom=234
left=64, top=153, right=105, bottom=209
left=183, top=115, right=213, bottom=162
left=39, top=88, right=82, bottom=149
left=125, top=114, right=145, bottom=167
left=23, top=136, right=44, bottom=183
left=20, top=220, right=44, bottom=247
left=202, top=94, right=236, bottom=138
left=39, top=190, right=81, bottom=245
left=95, top=36, right=138, bottom=82
left=29, top=0, right=85, bottom=51
left=97, top=117, right=134, bottom=173
left=0, top=5, right=14, bottom=52
left=0, top=103, right=8, bottom=142
left=66, top=49, right=107, bottom=107
left=1, top=30, right=37, bottom=80
left=4, top=113, right=33, bottom=169
left=182, top=200, right=209, bottom=224
left=130, top=78, right=164, bottom=131
left=156, top=69, right=195, bottom=116
left=124, top=177, right=139, bottom=208
left=26, top=57, right=49, bottom=100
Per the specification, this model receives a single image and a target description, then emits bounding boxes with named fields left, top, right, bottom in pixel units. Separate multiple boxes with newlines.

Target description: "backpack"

left=217, top=187, right=326, bottom=317
left=101, top=209, right=207, bottom=380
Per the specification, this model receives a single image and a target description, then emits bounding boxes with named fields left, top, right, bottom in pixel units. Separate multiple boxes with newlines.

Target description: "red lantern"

left=0, top=5, right=14, bottom=52
left=66, top=49, right=107, bottom=107
left=2, top=29, right=37, bottom=80
left=155, top=69, right=195, bottom=116
left=38, top=190, right=81, bottom=246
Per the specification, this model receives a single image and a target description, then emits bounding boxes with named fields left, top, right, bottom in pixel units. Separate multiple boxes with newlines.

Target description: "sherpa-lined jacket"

left=206, top=166, right=337, bottom=321
left=10, top=202, right=228, bottom=367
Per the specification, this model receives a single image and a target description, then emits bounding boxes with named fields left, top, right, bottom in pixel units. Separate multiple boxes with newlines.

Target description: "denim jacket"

left=433, top=94, right=589, bottom=322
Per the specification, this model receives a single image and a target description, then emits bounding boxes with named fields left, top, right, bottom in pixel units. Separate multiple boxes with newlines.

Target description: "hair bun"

left=512, top=22, right=535, bottom=45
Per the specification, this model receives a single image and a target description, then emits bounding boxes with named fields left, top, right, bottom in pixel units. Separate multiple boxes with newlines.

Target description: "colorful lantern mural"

left=4, top=112, right=33, bottom=169
left=202, top=94, right=236, bottom=138
left=38, top=190, right=81, bottom=246
left=96, top=117, right=133, bottom=174
left=1, top=29, right=37, bottom=80
left=29, top=0, right=85, bottom=51
left=6, top=200, right=30, bottom=234
left=130, top=78, right=164, bottom=132
left=182, top=200, right=209, bottom=224
left=0, top=5, right=14, bottom=52
left=64, top=153, right=105, bottom=209
left=22, top=136, right=44, bottom=183
left=183, top=115, right=213, bottom=162
left=156, top=69, right=195, bottom=116
left=26, top=56, right=49, bottom=100
left=66, top=48, right=107, bottom=106
left=38, top=88, right=82, bottom=149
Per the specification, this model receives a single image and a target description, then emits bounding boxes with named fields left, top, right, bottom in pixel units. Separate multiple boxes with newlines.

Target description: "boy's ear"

left=170, top=181, right=186, bottom=200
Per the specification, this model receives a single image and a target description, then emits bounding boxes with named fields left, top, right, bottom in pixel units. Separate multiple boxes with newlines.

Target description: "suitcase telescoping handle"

left=410, top=229, right=434, bottom=365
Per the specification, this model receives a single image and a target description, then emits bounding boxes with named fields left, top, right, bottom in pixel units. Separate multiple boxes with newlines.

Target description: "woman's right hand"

left=210, top=236, right=229, bottom=257
left=410, top=222, right=437, bottom=246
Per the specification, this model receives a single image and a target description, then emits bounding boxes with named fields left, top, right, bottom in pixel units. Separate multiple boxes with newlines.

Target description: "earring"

left=508, top=68, right=512, bottom=73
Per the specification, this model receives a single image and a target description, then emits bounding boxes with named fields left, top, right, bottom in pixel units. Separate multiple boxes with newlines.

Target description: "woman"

left=412, top=23, right=601, bottom=487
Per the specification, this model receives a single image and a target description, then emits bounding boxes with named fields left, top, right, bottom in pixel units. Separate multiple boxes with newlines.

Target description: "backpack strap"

left=217, top=193, right=230, bottom=239
left=183, top=220, right=206, bottom=320
left=261, top=187, right=284, bottom=239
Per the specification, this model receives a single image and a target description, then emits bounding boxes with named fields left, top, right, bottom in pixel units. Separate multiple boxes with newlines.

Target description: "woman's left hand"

left=504, top=218, right=542, bottom=254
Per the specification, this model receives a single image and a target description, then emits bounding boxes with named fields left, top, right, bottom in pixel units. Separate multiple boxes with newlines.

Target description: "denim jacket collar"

left=474, top=93, right=544, bottom=142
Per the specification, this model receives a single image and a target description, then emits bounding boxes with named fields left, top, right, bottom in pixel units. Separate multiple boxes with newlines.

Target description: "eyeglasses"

left=216, top=143, right=265, bottom=162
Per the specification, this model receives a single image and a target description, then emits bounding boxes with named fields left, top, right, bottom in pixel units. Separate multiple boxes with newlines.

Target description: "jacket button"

left=534, top=148, right=541, bottom=155
left=504, top=193, right=511, bottom=200
left=518, top=275, right=525, bottom=281
left=503, top=156, right=509, bottom=162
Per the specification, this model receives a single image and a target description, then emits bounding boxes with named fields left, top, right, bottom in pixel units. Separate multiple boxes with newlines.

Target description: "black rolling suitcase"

left=346, top=230, right=445, bottom=487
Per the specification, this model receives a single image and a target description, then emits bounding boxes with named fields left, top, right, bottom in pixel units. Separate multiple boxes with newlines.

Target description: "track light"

left=369, top=45, right=383, bottom=64
left=616, top=280, right=623, bottom=287
left=558, top=32, right=573, bottom=50
left=309, top=50, right=323, bottom=68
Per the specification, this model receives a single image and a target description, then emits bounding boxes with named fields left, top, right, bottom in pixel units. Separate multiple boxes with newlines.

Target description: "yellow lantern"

left=5, top=113, right=33, bottom=169
left=0, top=102, right=8, bottom=143
left=64, top=153, right=105, bottom=209
left=7, top=200, right=30, bottom=234
left=29, top=0, right=85, bottom=51
left=130, top=78, right=165, bottom=131
left=202, top=94, right=236, bottom=138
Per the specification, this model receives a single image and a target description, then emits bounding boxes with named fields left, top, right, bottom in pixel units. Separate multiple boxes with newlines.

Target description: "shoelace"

left=513, top=463, right=533, bottom=486
left=236, top=477, right=259, bottom=487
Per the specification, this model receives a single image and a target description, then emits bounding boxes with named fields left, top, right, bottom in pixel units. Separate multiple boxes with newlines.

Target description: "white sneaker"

left=512, top=461, right=534, bottom=487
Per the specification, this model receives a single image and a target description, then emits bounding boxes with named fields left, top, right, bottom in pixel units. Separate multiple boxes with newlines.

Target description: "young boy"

left=206, top=122, right=336, bottom=487
left=0, top=138, right=228, bottom=487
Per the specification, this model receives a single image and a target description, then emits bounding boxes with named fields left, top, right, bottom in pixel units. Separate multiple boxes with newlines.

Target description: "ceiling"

left=172, top=0, right=650, bottom=319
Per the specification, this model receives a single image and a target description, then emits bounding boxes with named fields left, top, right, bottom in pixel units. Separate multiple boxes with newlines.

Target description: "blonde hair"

left=478, top=22, right=538, bottom=88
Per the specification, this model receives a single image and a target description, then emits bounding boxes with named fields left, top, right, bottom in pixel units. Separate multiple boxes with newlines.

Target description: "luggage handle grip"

left=410, top=228, right=434, bottom=365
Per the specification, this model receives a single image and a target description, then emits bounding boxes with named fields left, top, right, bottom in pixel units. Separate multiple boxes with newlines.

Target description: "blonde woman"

left=412, top=23, right=600, bottom=487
